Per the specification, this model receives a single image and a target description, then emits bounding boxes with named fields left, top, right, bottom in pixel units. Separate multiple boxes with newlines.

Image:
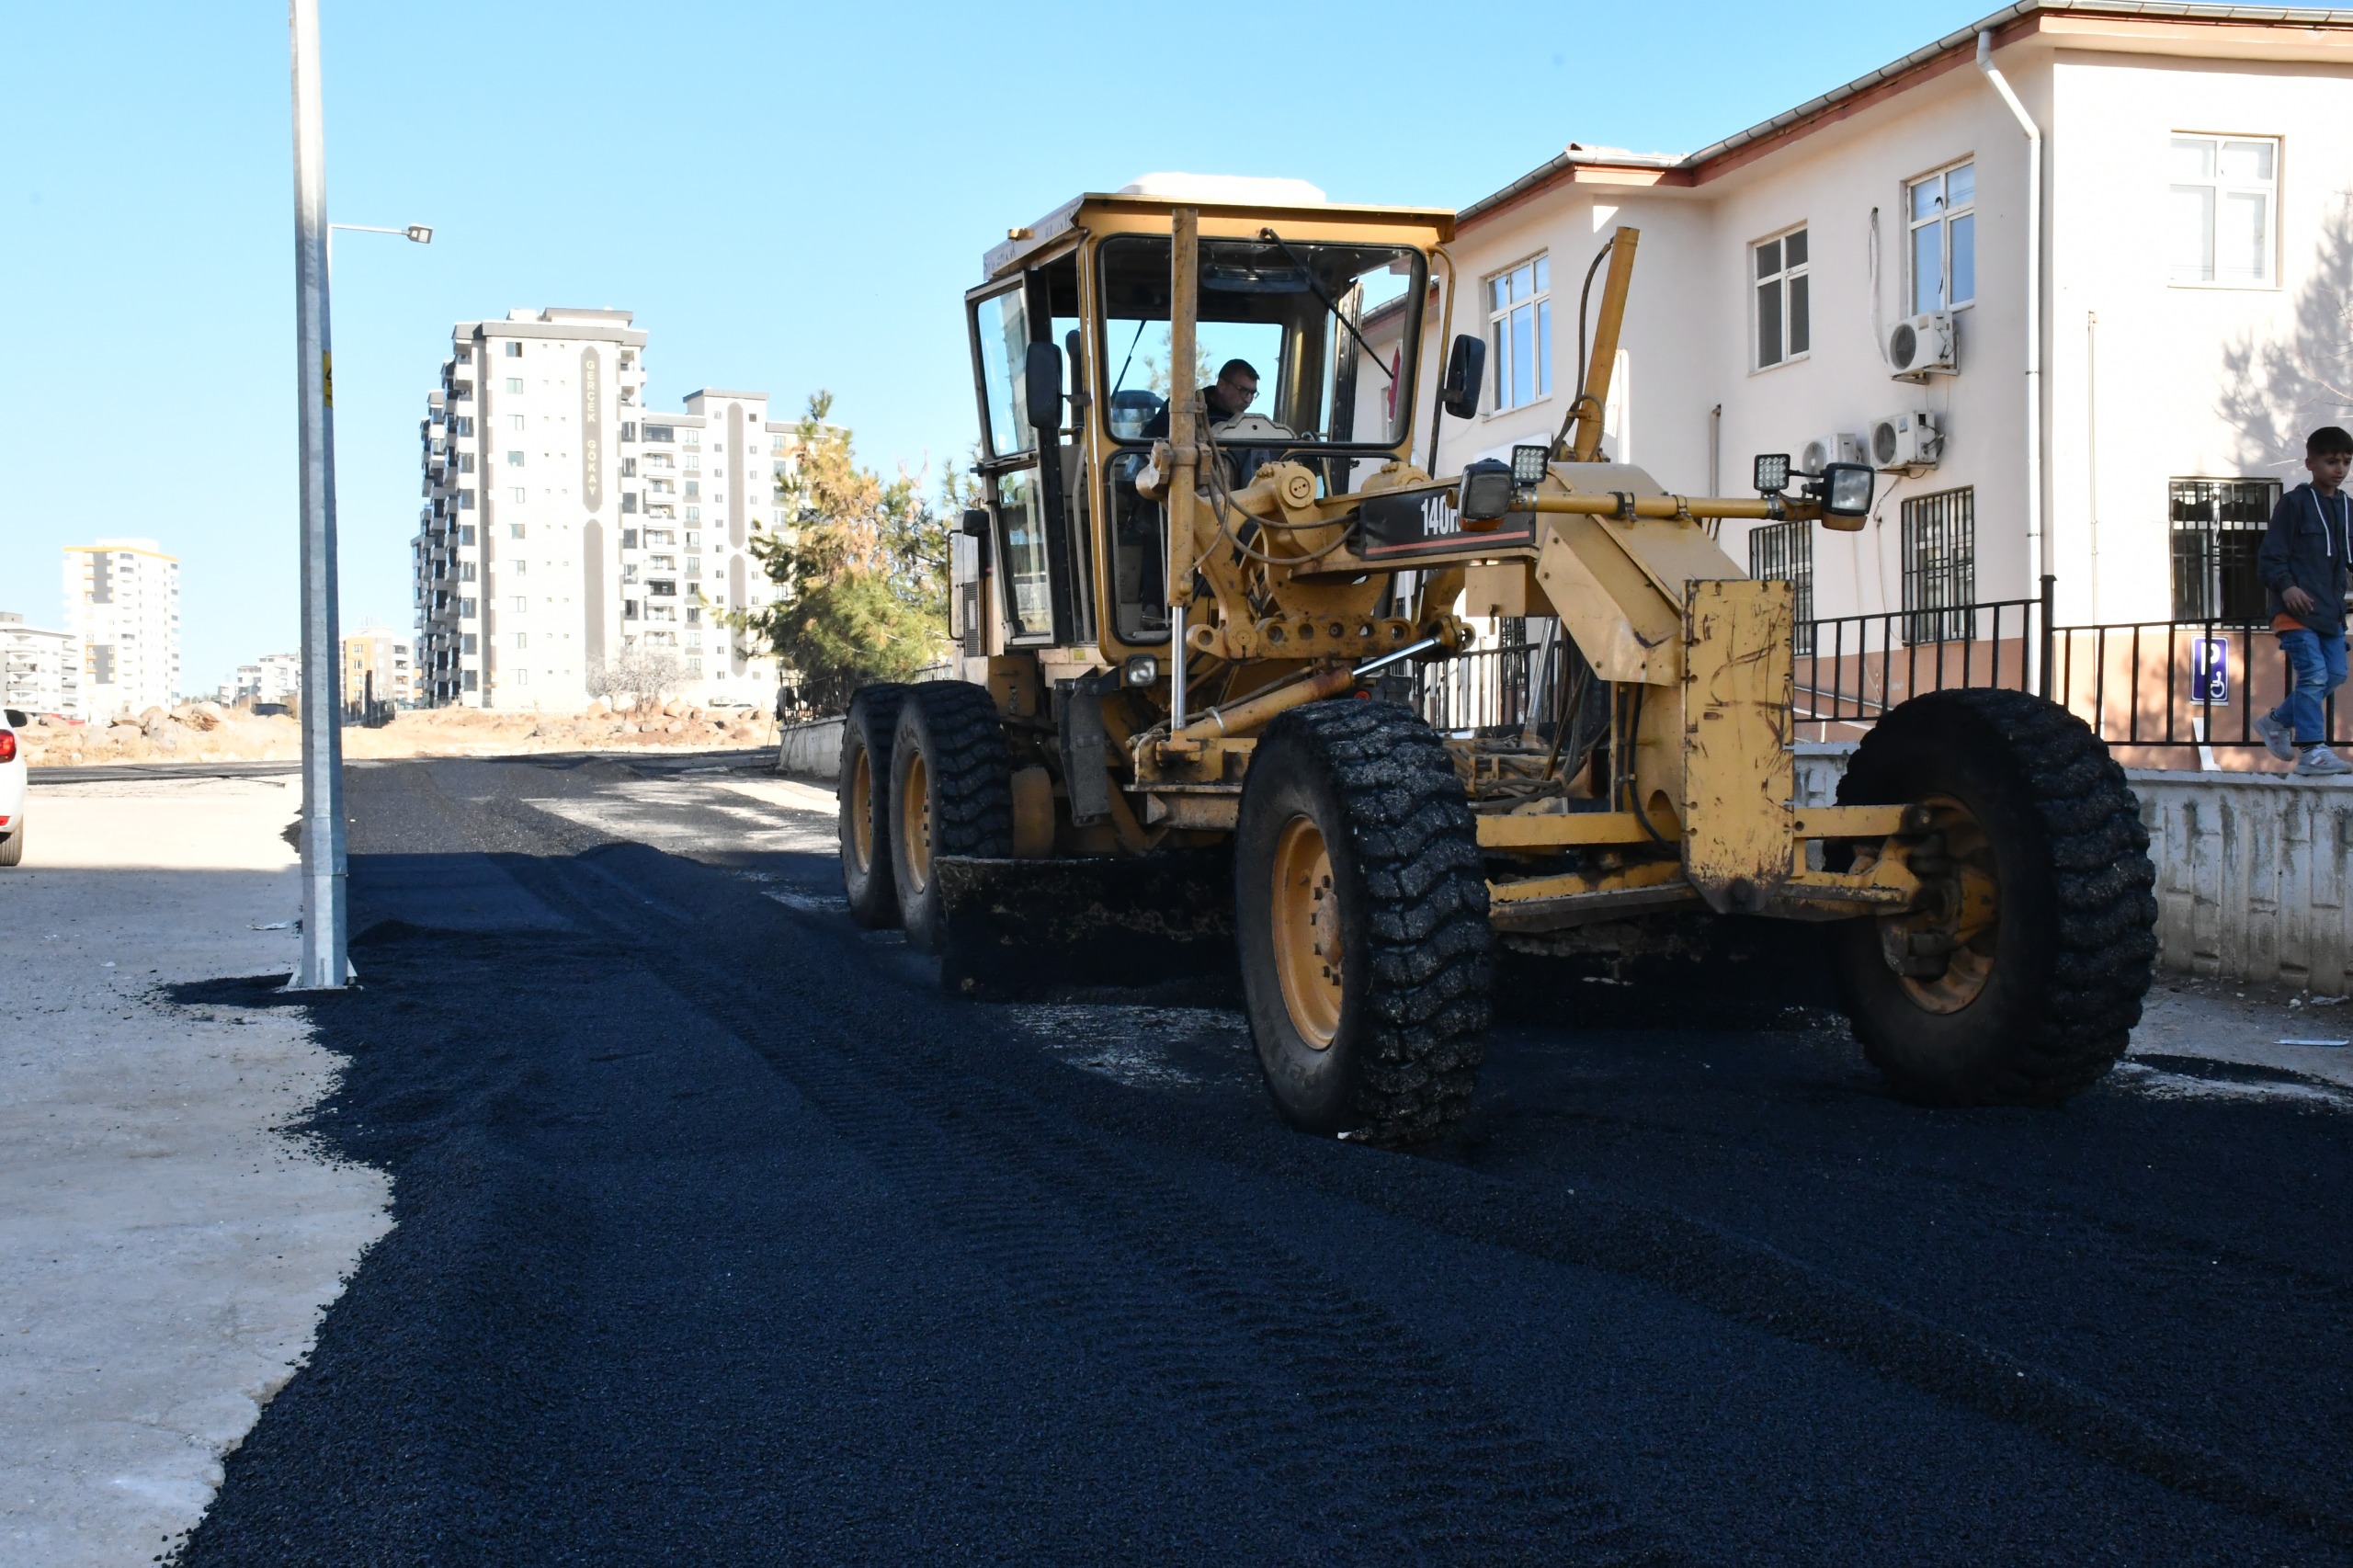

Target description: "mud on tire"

left=1832, top=687, right=2157, bottom=1106
left=1234, top=699, right=1493, bottom=1145
left=837, top=685, right=906, bottom=927
left=889, top=681, right=1014, bottom=954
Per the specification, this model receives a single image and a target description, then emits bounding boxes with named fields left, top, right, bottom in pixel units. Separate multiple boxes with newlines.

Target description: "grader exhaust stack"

left=830, top=182, right=2157, bottom=1146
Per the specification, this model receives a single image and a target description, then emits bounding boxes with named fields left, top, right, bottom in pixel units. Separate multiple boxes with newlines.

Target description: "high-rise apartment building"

left=341, top=627, right=415, bottom=710
left=61, top=539, right=179, bottom=717
left=412, top=309, right=784, bottom=710
left=0, top=611, right=82, bottom=718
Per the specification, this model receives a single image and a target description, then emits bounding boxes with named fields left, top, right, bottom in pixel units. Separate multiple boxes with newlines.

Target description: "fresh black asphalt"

left=176, top=754, right=2352, bottom=1564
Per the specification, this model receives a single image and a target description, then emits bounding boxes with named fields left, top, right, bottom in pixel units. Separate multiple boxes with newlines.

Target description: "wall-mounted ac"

left=1800, top=433, right=1869, bottom=473
left=1870, top=410, right=1943, bottom=470
left=1887, top=311, right=1957, bottom=379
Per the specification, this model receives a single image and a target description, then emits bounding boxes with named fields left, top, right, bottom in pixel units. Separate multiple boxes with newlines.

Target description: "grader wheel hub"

left=1877, top=796, right=1999, bottom=1015
left=1270, top=813, right=1343, bottom=1049
left=848, top=748, right=877, bottom=878
left=897, top=748, right=933, bottom=897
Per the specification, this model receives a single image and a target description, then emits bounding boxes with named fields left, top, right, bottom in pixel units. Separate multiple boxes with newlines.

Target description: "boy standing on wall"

left=2255, top=426, right=2353, bottom=776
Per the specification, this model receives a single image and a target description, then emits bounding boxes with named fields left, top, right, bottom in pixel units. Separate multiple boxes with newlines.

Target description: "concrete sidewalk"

left=0, top=776, right=391, bottom=1567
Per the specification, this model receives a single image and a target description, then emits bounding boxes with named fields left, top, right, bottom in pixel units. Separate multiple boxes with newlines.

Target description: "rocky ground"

left=15, top=701, right=778, bottom=768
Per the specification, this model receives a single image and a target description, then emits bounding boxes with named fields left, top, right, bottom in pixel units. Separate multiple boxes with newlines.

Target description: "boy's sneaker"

left=2295, top=744, right=2352, bottom=776
left=2256, top=711, right=2297, bottom=761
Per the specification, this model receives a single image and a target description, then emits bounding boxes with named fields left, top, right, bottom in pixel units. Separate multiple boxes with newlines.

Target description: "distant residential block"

left=62, top=539, right=178, bottom=717
left=0, top=610, right=82, bottom=719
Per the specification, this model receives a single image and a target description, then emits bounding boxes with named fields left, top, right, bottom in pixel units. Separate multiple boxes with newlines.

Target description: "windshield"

left=1097, top=234, right=1424, bottom=448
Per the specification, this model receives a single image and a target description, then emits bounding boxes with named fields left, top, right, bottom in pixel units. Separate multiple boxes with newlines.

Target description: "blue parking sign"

left=2190, top=637, right=2230, bottom=705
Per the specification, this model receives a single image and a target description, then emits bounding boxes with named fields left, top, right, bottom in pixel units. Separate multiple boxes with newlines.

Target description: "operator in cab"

left=1144, top=358, right=1259, bottom=438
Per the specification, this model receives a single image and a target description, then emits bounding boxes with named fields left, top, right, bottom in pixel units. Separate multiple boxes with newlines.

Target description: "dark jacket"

left=2258, top=483, right=2352, bottom=636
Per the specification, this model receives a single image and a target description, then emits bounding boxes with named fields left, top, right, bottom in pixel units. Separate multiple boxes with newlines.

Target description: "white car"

left=0, top=708, right=24, bottom=867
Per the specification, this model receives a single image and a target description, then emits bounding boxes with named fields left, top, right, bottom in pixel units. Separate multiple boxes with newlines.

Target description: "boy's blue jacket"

left=2257, top=482, right=2352, bottom=636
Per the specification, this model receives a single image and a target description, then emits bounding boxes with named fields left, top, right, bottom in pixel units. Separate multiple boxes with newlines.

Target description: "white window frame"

left=1906, top=161, right=1976, bottom=314
left=1751, top=225, right=1810, bottom=372
left=1483, top=253, right=1552, bottom=414
left=2169, top=132, right=2280, bottom=290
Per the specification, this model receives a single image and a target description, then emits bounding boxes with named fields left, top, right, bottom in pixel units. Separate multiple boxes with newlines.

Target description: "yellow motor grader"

left=835, top=183, right=2156, bottom=1144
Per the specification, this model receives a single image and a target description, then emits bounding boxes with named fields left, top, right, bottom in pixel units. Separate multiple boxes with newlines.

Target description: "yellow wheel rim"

left=1883, top=794, right=1999, bottom=1015
left=848, top=745, right=875, bottom=877
left=1270, top=813, right=1343, bottom=1049
left=897, top=746, right=932, bottom=897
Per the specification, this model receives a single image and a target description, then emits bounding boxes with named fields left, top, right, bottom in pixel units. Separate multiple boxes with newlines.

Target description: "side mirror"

left=1024, top=341, right=1063, bottom=432
left=1441, top=334, right=1485, bottom=419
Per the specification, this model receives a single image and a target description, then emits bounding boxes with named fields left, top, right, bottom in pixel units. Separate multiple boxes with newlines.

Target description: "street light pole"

left=288, top=0, right=346, bottom=990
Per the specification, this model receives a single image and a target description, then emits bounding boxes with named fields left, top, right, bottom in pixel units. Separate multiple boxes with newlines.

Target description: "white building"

left=61, top=539, right=179, bottom=717
left=1370, top=0, right=2353, bottom=638
left=0, top=611, right=81, bottom=718
left=412, top=310, right=784, bottom=710
left=231, top=653, right=300, bottom=708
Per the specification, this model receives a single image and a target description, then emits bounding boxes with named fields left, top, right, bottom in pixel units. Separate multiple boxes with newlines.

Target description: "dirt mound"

left=18, top=701, right=775, bottom=767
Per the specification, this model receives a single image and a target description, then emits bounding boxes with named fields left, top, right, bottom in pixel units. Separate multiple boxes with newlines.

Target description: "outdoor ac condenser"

left=1886, top=311, right=1957, bottom=378
left=1800, top=433, right=1869, bottom=473
left=1870, top=411, right=1943, bottom=470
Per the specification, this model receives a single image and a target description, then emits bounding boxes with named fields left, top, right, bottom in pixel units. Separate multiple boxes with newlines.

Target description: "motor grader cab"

left=837, top=182, right=2156, bottom=1145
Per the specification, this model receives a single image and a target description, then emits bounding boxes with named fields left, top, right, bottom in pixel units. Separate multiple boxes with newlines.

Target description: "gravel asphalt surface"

left=176, top=751, right=2352, bottom=1565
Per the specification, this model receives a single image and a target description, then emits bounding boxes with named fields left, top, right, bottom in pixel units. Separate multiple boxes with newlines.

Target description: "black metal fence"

left=1409, top=600, right=2353, bottom=756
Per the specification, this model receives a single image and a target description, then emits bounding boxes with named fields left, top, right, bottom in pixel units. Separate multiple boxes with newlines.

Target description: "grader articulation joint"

left=835, top=181, right=2157, bottom=1145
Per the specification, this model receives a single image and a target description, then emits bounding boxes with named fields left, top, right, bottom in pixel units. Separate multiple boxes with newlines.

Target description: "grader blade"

left=933, top=851, right=1235, bottom=1000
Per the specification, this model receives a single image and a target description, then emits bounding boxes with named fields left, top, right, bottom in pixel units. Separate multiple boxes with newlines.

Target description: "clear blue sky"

left=7, top=0, right=2135, bottom=692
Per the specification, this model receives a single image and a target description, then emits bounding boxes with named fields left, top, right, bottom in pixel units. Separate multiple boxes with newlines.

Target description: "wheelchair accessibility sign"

left=2189, top=637, right=2230, bottom=705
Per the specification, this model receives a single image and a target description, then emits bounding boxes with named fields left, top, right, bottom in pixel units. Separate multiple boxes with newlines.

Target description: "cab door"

left=967, top=274, right=1085, bottom=648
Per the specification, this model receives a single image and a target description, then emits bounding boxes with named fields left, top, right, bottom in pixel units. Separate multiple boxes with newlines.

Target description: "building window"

left=685, top=506, right=700, bottom=523
left=463, top=670, right=477, bottom=691
left=2170, top=478, right=2279, bottom=624
left=510, top=596, right=529, bottom=612
left=622, top=528, right=639, bottom=550
left=513, top=669, right=529, bottom=685
left=1485, top=255, right=1552, bottom=411
left=1908, top=163, right=1975, bottom=312
left=2171, top=135, right=2278, bottom=287
left=1746, top=520, right=1814, bottom=653
left=1754, top=228, right=1809, bottom=368
left=621, top=494, right=639, bottom=514
left=462, top=634, right=478, bottom=654
left=1901, top=487, right=1976, bottom=644
left=507, top=450, right=525, bottom=466
left=504, top=341, right=522, bottom=358
left=509, top=523, right=526, bottom=540
left=512, top=632, right=529, bottom=650
left=460, top=597, right=477, bottom=619
left=623, top=600, right=640, bottom=620
left=645, top=425, right=673, bottom=443
left=460, top=525, right=476, bottom=545
left=510, top=415, right=526, bottom=431
left=620, top=458, right=636, bottom=477
left=457, top=490, right=474, bottom=509
left=620, top=422, right=638, bottom=443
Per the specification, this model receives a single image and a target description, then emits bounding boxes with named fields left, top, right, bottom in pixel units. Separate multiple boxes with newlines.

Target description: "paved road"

left=181, top=753, right=2352, bottom=1564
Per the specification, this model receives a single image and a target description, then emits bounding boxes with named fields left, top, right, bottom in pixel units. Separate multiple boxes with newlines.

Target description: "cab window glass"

left=1097, top=235, right=1423, bottom=448
left=995, top=469, right=1054, bottom=640
left=974, top=287, right=1035, bottom=458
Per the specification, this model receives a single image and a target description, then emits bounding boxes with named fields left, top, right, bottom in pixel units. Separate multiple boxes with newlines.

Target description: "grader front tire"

left=1234, top=700, right=1493, bottom=1145
left=1832, top=687, right=2157, bottom=1107
left=888, top=681, right=1015, bottom=955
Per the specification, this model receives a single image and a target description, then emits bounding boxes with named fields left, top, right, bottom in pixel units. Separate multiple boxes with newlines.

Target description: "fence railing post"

left=2038, top=574, right=2057, bottom=700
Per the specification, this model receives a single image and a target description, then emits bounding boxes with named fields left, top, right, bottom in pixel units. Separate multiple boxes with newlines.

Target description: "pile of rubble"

left=15, top=699, right=777, bottom=767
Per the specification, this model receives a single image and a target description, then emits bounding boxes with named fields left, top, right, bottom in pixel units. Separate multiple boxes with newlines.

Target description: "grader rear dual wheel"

left=1832, top=687, right=2158, bottom=1106
left=1234, top=700, right=1495, bottom=1145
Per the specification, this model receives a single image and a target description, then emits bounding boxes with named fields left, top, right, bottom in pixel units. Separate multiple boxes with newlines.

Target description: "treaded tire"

left=1833, top=687, right=2156, bottom=1106
left=0, top=822, right=20, bottom=868
left=1234, top=699, right=1493, bottom=1145
left=889, top=681, right=1014, bottom=954
left=837, top=685, right=906, bottom=927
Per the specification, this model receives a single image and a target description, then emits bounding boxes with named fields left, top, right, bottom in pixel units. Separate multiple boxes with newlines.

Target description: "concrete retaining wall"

left=776, top=718, right=845, bottom=781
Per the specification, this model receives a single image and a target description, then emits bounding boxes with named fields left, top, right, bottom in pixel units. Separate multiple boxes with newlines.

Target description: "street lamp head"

left=405, top=224, right=434, bottom=244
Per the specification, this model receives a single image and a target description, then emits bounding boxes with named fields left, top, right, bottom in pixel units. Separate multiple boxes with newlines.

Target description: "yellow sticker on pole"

left=323, top=351, right=333, bottom=409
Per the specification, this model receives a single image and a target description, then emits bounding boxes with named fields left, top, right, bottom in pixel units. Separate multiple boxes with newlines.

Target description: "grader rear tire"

left=888, top=681, right=1014, bottom=954
left=837, top=685, right=906, bottom=928
left=1234, top=700, right=1493, bottom=1145
left=1831, top=687, right=2157, bottom=1106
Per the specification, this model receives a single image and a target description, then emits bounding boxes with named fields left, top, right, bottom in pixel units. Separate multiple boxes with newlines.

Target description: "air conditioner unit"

left=1887, top=311, right=1957, bottom=378
left=1870, top=411, right=1943, bottom=470
left=1799, top=432, right=1869, bottom=473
